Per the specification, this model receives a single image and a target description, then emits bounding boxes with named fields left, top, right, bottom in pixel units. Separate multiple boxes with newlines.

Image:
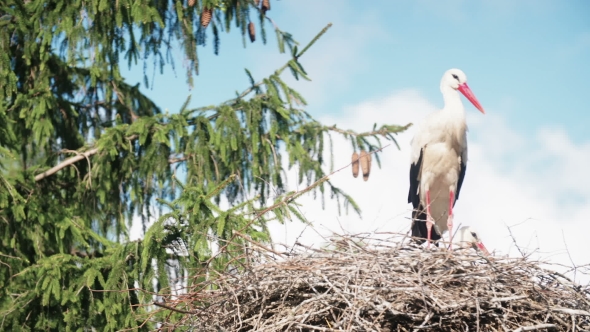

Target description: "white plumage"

left=408, top=68, right=485, bottom=248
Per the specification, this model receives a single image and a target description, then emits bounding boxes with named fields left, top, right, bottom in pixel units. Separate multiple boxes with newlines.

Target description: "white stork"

left=449, top=226, right=490, bottom=255
left=408, top=68, right=485, bottom=249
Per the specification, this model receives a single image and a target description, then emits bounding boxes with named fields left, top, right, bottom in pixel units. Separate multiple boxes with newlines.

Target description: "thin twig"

left=512, top=324, right=556, bottom=332
left=153, top=301, right=197, bottom=314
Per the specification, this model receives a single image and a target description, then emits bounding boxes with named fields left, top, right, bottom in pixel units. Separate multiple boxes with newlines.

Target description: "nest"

left=159, top=233, right=590, bottom=331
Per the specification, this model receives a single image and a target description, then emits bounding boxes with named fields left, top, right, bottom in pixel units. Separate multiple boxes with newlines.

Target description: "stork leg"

left=447, top=190, right=455, bottom=250
left=425, top=190, right=434, bottom=249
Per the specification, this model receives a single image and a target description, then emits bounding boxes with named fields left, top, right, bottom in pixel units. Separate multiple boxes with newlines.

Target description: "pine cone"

left=188, top=0, right=195, bottom=7
left=248, top=22, right=256, bottom=42
left=261, top=0, right=270, bottom=14
left=351, top=152, right=360, bottom=178
left=201, top=7, right=212, bottom=28
left=360, top=150, right=372, bottom=181
left=366, top=151, right=372, bottom=181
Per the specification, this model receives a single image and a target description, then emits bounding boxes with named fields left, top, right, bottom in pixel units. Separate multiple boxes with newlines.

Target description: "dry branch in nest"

left=156, top=233, right=590, bottom=331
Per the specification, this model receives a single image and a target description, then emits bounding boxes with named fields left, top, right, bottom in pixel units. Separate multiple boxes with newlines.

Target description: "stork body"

left=408, top=69, right=485, bottom=248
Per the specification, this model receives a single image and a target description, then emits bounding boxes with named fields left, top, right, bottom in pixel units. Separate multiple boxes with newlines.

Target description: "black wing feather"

left=407, top=148, right=423, bottom=207
left=454, top=159, right=467, bottom=205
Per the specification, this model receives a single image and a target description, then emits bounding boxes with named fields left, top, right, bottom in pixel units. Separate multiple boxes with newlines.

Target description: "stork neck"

left=441, top=85, right=465, bottom=116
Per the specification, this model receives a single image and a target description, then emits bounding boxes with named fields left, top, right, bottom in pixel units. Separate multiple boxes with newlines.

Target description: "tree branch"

left=35, top=135, right=189, bottom=182
left=33, top=118, right=401, bottom=183
left=230, top=23, right=333, bottom=102
left=326, top=123, right=412, bottom=137
left=35, top=148, right=99, bottom=182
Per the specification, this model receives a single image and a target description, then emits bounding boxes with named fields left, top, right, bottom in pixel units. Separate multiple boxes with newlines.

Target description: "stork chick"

left=449, top=226, right=490, bottom=255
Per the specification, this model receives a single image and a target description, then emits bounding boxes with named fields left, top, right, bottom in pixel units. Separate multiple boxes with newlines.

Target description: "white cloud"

left=268, top=90, right=590, bottom=285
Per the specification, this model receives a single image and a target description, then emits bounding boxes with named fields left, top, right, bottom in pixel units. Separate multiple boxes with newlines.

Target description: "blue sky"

left=124, top=1, right=590, bottom=282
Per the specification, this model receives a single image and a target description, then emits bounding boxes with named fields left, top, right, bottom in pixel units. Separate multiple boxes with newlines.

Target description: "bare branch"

left=512, top=324, right=556, bottom=332
left=35, top=148, right=99, bottom=182
left=153, top=301, right=197, bottom=315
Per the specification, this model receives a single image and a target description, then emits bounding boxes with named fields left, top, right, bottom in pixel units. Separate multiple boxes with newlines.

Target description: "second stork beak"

left=458, top=83, right=485, bottom=114
left=474, top=241, right=490, bottom=256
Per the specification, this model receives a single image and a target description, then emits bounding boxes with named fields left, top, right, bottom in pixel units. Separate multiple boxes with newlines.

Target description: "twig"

left=233, top=231, right=284, bottom=257
left=327, top=123, right=411, bottom=138
left=490, top=295, right=528, bottom=302
left=153, top=301, right=197, bottom=314
left=506, top=222, right=527, bottom=258
left=562, top=230, right=578, bottom=283
left=551, top=308, right=590, bottom=316
left=512, top=324, right=556, bottom=332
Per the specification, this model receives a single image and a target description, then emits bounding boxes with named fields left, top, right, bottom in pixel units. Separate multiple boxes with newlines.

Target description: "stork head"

left=441, top=68, right=486, bottom=114
left=454, top=226, right=490, bottom=256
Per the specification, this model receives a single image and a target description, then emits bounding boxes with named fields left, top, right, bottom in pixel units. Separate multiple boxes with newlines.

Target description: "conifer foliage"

left=0, top=0, right=408, bottom=330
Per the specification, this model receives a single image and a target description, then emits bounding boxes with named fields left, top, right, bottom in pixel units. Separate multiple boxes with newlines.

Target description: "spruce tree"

left=0, top=0, right=407, bottom=329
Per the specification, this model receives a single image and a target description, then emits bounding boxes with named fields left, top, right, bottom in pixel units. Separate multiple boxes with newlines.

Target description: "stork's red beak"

left=458, top=83, right=485, bottom=114
left=474, top=241, right=490, bottom=256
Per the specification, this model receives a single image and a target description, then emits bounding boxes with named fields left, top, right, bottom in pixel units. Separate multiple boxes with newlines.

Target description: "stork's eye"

left=452, top=74, right=459, bottom=81
left=470, top=232, right=478, bottom=239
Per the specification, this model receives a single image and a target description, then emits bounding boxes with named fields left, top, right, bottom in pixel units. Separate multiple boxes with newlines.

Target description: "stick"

left=153, top=301, right=198, bottom=314
left=512, top=324, right=556, bottom=332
